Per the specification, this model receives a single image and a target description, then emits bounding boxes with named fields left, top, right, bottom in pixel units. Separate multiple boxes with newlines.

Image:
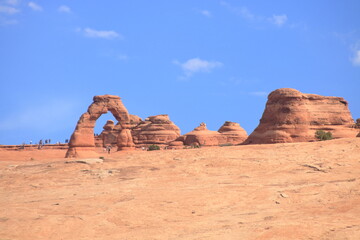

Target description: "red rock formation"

left=167, top=141, right=184, bottom=149
left=218, top=121, right=248, bottom=144
left=244, top=88, right=357, bottom=144
left=66, top=95, right=135, bottom=158
left=182, top=123, right=227, bottom=146
left=99, top=115, right=142, bottom=147
left=96, top=120, right=117, bottom=148
left=132, top=114, right=180, bottom=146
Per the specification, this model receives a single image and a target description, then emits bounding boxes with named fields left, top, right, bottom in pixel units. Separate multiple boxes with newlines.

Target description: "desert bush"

left=148, top=144, right=160, bottom=151
left=219, top=143, right=233, bottom=147
left=191, top=144, right=201, bottom=149
left=315, top=130, right=333, bottom=141
left=99, top=156, right=105, bottom=160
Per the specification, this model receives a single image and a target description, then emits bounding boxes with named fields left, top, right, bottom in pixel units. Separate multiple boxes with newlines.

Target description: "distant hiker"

left=49, top=139, right=51, bottom=144
left=65, top=139, right=69, bottom=143
left=106, top=145, right=112, bottom=154
left=30, top=140, right=32, bottom=145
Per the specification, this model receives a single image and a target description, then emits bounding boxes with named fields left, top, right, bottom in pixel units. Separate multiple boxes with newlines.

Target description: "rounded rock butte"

left=131, top=114, right=181, bottom=147
left=244, top=88, right=358, bottom=144
left=181, top=123, right=227, bottom=146
left=66, top=95, right=135, bottom=158
left=218, top=121, right=248, bottom=145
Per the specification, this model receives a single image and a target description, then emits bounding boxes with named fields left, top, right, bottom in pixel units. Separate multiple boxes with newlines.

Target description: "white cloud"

left=201, top=10, right=211, bottom=17
left=82, top=27, right=122, bottom=39
left=238, top=6, right=255, bottom=20
left=352, top=49, right=360, bottom=66
left=0, top=5, right=20, bottom=14
left=269, top=14, right=288, bottom=27
left=6, top=0, right=19, bottom=6
left=58, top=5, right=71, bottom=13
left=28, top=2, right=42, bottom=11
left=249, top=91, right=268, bottom=97
left=220, top=1, right=256, bottom=21
left=221, top=2, right=290, bottom=27
left=174, top=58, right=223, bottom=78
left=350, top=42, right=360, bottom=67
left=117, top=54, right=128, bottom=60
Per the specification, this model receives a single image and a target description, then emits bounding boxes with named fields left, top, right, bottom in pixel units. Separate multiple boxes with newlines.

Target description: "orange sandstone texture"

left=244, top=88, right=357, bottom=144
left=66, top=95, right=134, bottom=158
left=218, top=121, right=248, bottom=144
left=1, top=138, right=360, bottom=239
left=179, top=122, right=247, bottom=146
left=131, top=114, right=181, bottom=146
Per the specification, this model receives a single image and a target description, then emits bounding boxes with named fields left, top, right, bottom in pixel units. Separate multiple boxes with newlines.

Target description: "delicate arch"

left=65, top=95, right=134, bottom=158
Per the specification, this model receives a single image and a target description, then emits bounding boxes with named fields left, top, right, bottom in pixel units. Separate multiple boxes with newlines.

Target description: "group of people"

left=20, top=138, right=70, bottom=150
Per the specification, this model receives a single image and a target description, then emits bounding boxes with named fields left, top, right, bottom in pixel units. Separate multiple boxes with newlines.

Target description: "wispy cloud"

left=220, top=1, right=256, bottom=21
left=5, top=0, right=19, bottom=6
left=117, top=54, right=128, bottom=61
left=249, top=91, right=268, bottom=97
left=174, top=57, right=223, bottom=78
left=220, top=1, right=289, bottom=27
left=268, top=14, right=288, bottom=27
left=28, top=2, right=42, bottom=11
left=351, top=48, right=360, bottom=66
left=0, top=5, right=20, bottom=14
left=58, top=5, right=71, bottom=13
left=200, top=10, right=212, bottom=17
left=81, top=27, right=122, bottom=40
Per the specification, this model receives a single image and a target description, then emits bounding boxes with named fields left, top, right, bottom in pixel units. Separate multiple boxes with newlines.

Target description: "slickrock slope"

left=131, top=114, right=181, bottom=146
left=244, top=88, right=357, bottom=144
left=66, top=95, right=135, bottom=158
left=1, top=138, right=360, bottom=239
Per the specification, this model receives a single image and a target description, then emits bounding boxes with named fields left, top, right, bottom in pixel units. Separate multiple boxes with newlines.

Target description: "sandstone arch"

left=65, top=95, right=135, bottom=158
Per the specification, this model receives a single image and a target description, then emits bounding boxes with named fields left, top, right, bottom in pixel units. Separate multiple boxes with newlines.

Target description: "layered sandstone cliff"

left=244, top=88, right=357, bottom=144
left=218, top=121, right=248, bottom=145
left=131, top=115, right=180, bottom=146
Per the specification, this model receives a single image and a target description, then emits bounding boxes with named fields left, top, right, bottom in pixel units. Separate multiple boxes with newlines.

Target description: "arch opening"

left=65, top=95, right=135, bottom=158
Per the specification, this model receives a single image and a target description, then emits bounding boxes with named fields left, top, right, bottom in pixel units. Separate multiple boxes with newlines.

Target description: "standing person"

left=30, top=140, right=32, bottom=145
left=107, top=145, right=112, bottom=154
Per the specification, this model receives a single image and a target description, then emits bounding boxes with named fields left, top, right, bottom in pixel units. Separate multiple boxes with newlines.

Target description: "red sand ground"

left=0, top=138, right=360, bottom=240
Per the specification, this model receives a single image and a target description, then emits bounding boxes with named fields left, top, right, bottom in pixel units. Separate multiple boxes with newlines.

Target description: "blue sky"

left=0, top=0, right=359, bottom=145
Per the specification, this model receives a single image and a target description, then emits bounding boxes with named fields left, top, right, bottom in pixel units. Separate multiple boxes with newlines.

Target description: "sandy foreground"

left=0, top=139, right=359, bottom=240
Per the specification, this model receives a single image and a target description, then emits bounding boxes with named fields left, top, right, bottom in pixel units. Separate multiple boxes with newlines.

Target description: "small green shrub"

left=315, top=130, right=333, bottom=141
left=99, top=156, right=105, bottom=160
left=148, top=144, right=160, bottom=151
left=191, top=144, right=201, bottom=149
left=219, top=143, right=233, bottom=147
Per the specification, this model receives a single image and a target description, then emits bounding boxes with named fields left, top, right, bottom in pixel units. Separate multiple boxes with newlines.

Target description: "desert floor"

left=0, top=138, right=360, bottom=240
